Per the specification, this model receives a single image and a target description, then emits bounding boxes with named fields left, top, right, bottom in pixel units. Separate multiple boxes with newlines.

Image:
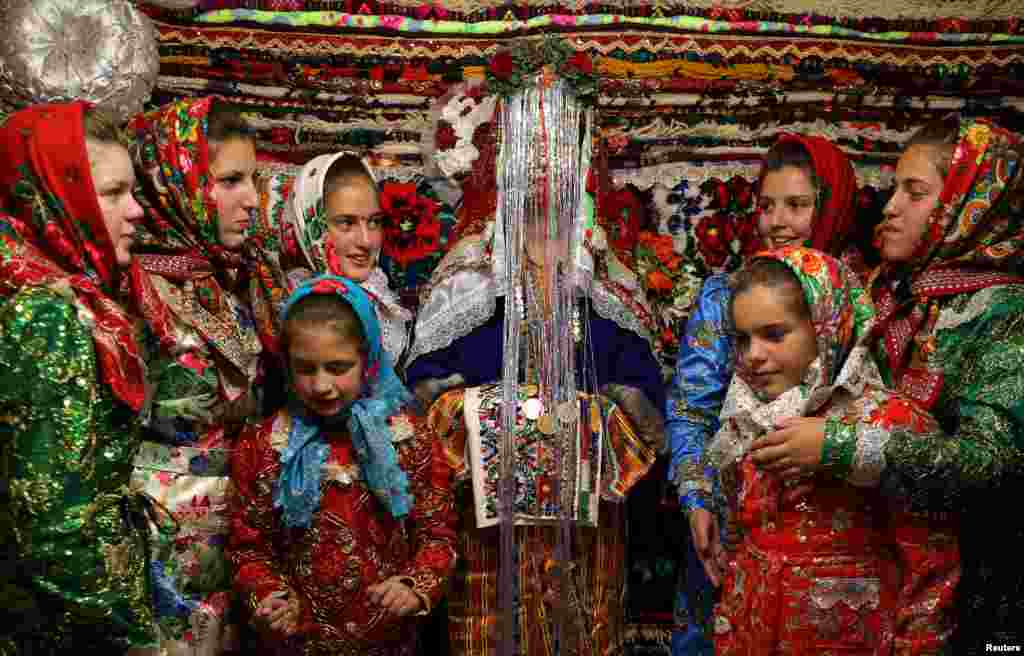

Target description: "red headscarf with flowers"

left=130, top=97, right=239, bottom=268
left=0, top=102, right=147, bottom=411
left=758, top=133, right=861, bottom=267
left=870, top=119, right=1024, bottom=408
left=128, top=98, right=262, bottom=371
left=746, top=246, right=876, bottom=391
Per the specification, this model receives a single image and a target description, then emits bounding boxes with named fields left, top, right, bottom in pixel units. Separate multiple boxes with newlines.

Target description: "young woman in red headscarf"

left=667, top=134, right=865, bottom=655
left=751, top=117, right=1024, bottom=653
left=127, top=97, right=263, bottom=655
left=0, top=103, right=157, bottom=654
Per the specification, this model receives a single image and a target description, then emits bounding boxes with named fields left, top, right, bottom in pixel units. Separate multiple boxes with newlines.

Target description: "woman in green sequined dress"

left=0, top=103, right=157, bottom=654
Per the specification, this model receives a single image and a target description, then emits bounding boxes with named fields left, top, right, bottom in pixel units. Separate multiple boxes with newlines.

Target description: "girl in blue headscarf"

left=226, top=274, right=457, bottom=655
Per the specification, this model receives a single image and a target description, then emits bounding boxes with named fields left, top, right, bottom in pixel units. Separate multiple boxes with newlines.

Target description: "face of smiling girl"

left=732, top=283, right=818, bottom=400
left=324, top=178, right=385, bottom=282
left=757, top=166, right=817, bottom=250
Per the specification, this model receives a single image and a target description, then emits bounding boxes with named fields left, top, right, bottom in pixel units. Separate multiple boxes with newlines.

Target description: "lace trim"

left=589, top=281, right=654, bottom=346
left=612, top=159, right=894, bottom=191
left=362, top=268, right=412, bottom=366
left=376, top=305, right=410, bottom=368
left=407, top=277, right=655, bottom=365
left=407, top=270, right=655, bottom=366
left=612, top=117, right=920, bottom=145
left=246, top=113, right=428, bottom=134
left=410, top=208, right=655, bottom=362
left=255, top=156, right=422, bottom=184
left=405, top=268, right=498, bottom=367
left=599, top=92, right=1019, bottom=111
left=710, top=344, right=879, bottom=471
left=405, top=227, right=504, bottom=365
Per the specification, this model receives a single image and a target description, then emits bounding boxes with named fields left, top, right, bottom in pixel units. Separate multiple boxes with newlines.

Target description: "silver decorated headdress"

left=494, top=73, right=592, bottom=656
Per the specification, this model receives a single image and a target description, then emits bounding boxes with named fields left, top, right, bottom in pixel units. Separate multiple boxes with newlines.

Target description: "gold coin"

left=537, top=413, right=556, bottom=435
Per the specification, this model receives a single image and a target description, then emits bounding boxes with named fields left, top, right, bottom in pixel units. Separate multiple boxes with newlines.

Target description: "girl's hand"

left=252, top=589, right=300, bottom=639
left=689, top=508, right=726, bottom=587
left=750, top=416, right=827, bottom=479
left=367, top=577, right=423, bottom=617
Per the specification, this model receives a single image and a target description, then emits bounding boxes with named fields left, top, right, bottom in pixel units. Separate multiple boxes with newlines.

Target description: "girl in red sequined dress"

left=227, top=275, right=457, bottom=655
left=706, top=248, right=959, bottom=655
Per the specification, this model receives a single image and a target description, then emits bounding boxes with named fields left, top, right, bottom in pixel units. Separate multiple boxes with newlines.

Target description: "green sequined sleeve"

left=0, top=287, right=155, bottom=651
left=823, top=287, right=1024, bottom=512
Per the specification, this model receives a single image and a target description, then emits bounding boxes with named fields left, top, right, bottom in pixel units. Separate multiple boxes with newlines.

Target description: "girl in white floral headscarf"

left=281, top=152, right=412, bottom=367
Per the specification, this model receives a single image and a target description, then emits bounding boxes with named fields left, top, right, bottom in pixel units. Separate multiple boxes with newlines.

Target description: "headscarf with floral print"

left=285, top=152, right=412, bottom=358
left=290, top=151, right=376, bottom=275
left=128, top=97, right=261, bottom=370
left=275, top=275, right=415, bottom=528
left=709, top=246, right=878, bottom=470
left=870, top=118, right=1024, bottom=407
left=0, top=102, right=148, bottom=411
left=130, top=97, right=239, bottom=266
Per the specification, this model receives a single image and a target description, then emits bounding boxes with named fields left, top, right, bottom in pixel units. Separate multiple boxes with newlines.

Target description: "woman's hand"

left=252, top=589, right=301, bottom=639
left=750, top=417, right=827, bottom=479
left=367, top=577, right=423, bottom=617
left=689, top=507, right=727, bottom=587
